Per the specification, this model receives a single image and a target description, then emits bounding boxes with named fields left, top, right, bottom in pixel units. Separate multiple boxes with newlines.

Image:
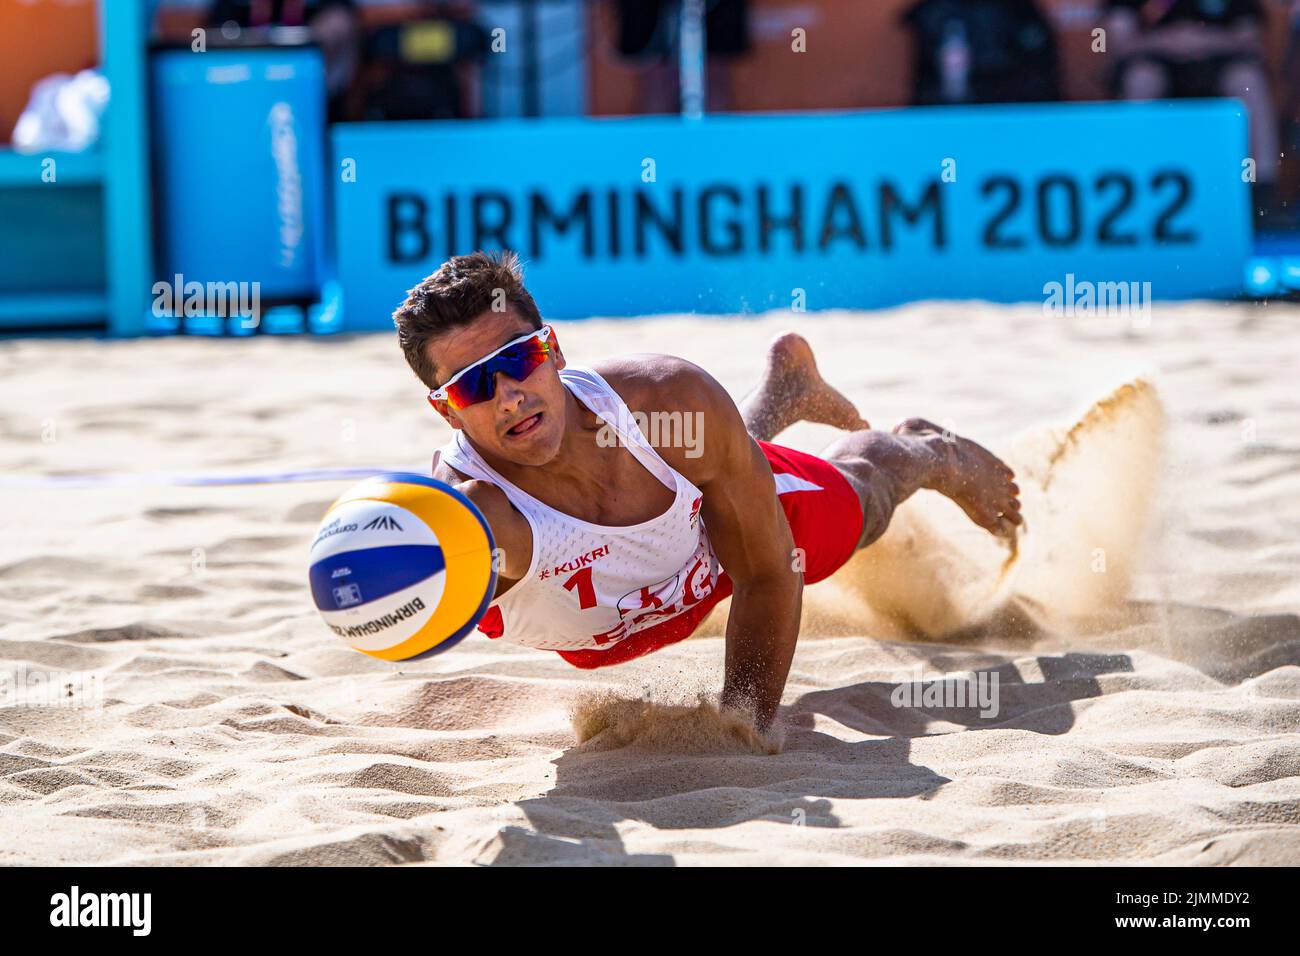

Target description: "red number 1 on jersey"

left=562, top=566, right=597, bottom=609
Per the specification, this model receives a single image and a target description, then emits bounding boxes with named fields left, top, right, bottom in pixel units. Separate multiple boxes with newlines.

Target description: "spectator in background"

left=612, top=0, right=751, bottom=113
left=1275, top=0, right=1300, bottom=223
left=208, top=0, right=361, bottom=121
left=211, top=0, right=486, bottom=121
left=902, top=0, right=1061, bottom=105
left=1103, top=0, right=1279, bottom=218
left=354, top=2, right=487, bottom=121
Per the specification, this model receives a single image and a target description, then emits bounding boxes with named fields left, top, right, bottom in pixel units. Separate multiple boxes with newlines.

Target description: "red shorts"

left=558, top=441, right=864, bottom=669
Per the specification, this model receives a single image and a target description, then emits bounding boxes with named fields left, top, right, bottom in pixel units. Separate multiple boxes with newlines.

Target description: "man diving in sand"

left=394, top=250, right=1022, bottom=733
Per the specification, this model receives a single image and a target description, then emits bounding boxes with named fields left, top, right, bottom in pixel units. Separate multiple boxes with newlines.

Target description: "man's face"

left=426, top=308, right=568, bottom=467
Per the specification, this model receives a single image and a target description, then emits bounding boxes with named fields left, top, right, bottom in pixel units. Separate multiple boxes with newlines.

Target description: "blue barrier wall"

left=333, top=100, right=1251, bottom=329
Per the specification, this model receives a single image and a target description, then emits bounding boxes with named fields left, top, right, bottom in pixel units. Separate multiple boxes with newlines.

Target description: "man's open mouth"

left=505, top=412, right=543, bottom=438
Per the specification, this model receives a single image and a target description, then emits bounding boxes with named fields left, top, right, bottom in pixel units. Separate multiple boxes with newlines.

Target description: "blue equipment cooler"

left=151, top=44, right=327, bottom=302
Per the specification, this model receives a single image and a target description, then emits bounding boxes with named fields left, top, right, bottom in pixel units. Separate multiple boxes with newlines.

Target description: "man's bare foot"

left=893, top=417, right=1023, bottom=539
left=743, top=332, right=870, bottom=441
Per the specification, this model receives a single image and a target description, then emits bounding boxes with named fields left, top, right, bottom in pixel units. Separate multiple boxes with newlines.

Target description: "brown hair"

left=393, top=249, right=543, bottom=388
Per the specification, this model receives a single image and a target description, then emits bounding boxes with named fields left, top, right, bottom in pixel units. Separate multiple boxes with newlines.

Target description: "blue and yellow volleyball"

left=308, top=473, right=497, bottom=661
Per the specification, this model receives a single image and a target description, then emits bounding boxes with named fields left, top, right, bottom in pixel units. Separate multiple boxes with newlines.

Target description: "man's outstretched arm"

left=707, top=423, right=802, bottom=734
left=625, top=358, right=801, bottom=734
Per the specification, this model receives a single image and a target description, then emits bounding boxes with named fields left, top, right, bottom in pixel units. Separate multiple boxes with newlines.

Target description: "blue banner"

left=333, top=101, right=1251, bottom=328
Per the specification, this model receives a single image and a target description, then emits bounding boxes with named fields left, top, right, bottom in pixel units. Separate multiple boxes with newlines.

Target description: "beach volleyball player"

left=394, top=251, right=1022, bottom=732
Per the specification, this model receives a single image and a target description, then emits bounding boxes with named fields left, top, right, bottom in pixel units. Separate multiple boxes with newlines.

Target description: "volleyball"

left=308, top=473, right=497, bottom=661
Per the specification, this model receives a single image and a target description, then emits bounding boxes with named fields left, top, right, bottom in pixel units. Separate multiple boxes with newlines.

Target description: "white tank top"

left=436, top=366, right=721, bottom=652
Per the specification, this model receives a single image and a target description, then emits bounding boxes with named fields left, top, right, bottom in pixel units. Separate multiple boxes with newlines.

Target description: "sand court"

left=1, top=303, right=1298, bottom=865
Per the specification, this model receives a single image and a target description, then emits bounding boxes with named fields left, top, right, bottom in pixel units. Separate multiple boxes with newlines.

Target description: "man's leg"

left=740, top=333, right=870, bottom=441
left=741, top=332, right=1022, bottom=545
left=822, top=421, right=1022, bottom=546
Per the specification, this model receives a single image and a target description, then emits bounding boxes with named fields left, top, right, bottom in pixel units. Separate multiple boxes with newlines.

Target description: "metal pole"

left=100, top=0, right=154, bottom=335
left=679, top=0, right=706, bottom=118
left=521, top=0, right=540, bottom=117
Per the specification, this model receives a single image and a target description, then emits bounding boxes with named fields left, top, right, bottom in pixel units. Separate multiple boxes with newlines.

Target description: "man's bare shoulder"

left=431, top=460, right=530, bottom=579
left=592, top=354, right=747, bottom=483
left=592, top=354, right=732, bottom=417
left=433, top=461, right=512, bottom=524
